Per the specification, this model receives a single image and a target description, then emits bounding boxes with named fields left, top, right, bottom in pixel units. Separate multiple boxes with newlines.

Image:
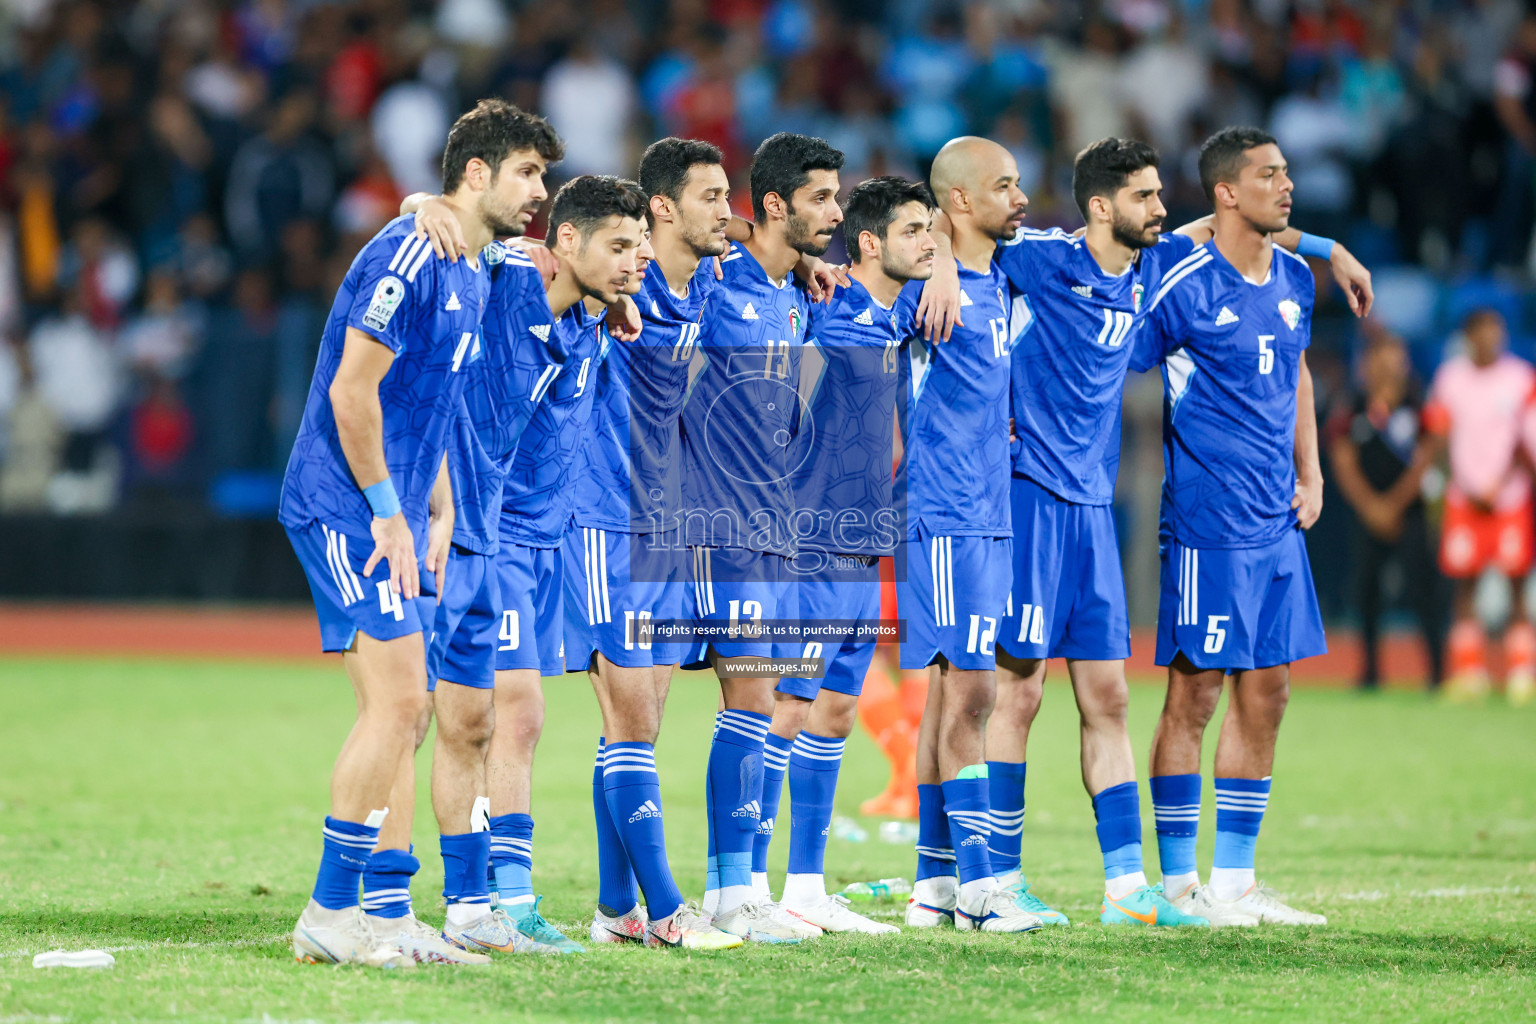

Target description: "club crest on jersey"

left=1132, top=282, right=1145, bottom=313
left=1278, top=298, right=1301, bottom=330
left=789, top=306, right=802, bottom=336
left=483, top=240, right=506, bottom=266
left=362, top=276, right=404, bottom=331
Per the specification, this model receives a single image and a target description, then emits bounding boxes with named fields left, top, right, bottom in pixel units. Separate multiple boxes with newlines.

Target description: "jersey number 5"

left=1258, top=335, right=1275, bottom=376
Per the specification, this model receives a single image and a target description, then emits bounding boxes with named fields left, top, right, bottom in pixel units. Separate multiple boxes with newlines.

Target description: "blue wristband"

left=363, top=478, right=401, bottom=519
left=1295, top=232, right=1335, bottom=260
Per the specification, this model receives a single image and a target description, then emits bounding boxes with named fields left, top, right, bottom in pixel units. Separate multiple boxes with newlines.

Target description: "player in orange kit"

left=1423, top=308, right=1536, bottom=704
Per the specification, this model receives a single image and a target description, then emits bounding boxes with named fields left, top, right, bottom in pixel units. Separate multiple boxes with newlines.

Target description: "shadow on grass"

left=0, top=907, right=289, bottom=953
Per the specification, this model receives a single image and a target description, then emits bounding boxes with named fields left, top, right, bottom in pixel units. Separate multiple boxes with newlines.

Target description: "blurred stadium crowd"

left=3, top=0, right=1536, bottom=637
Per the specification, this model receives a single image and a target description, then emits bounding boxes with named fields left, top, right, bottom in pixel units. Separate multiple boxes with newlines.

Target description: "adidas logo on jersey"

left=855, top=308, right=875, bottom=326
left=1215, top=306, right=1240, bottom=326
left=741, top=302, right=759, bottom=320
left=732, top=800, right=762, bottom=819
left=958, top=291, right=974, bottom=307
left=1071, top=285, right=1093, bottom=298
left=445, top=291, right=461, bottom=311
left=529, top=324, right=550, bottom=342
left=628, top=800, right=662, bottom=823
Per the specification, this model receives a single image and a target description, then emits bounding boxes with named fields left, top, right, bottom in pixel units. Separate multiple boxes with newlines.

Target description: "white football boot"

left=905, top=876, right=958, bottom=928
left=644, top=902, right=744, bottom=949
left=785, top=894, right=900, bottom=934
left=1164, top=883, right=1260, bottom=927
left=590, top=903, right=648, bottom=945
left=292, top=900, right=414, bottom=968
left=368, top=911, right=491, bottom=964
left=955, top=887, right=1043, bottom=933
left=1218, top=884, right=1327, bottom=925
left=714, top=899, right=823, bottom=943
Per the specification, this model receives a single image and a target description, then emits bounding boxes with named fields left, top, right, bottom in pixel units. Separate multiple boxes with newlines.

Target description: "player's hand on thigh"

left=366, top=512, right=420, bottom=600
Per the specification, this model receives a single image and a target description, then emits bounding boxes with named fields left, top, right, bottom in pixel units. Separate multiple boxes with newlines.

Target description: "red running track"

left=0, top=602, right=1453, bottom=688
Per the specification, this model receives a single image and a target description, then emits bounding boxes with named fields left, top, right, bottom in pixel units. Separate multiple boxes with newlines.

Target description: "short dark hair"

left=441, top=98, right=564, bottom=193
left=842, top=176, right=936, bottom=263
left=1072, top=138, right=1160, bottom=220
left=749, top=132, right=845, bottom=223
left=1197, top=126, right=1278, bottom=205
left=639, top=137, right=725, bottom=204
left=548, top=175, right=648, bottom=244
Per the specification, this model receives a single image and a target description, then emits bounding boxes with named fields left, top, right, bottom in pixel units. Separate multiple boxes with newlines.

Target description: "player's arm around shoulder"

left=914, top=213, right=962, bottom=342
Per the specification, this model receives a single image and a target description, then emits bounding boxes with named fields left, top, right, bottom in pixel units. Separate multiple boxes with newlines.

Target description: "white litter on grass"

left=32, top=950, right=114, bottom=969
left=5, top=936, right=284, bottom=960
left=1327, top=885, right=1528, bottom=902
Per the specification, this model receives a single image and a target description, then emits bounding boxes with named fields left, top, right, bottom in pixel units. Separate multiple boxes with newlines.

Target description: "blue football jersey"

left=575, top=261, right=716, bottom=534
left=679, top=245, right=811, bottom=554
left=999, top=229, right=1198, bottom=505
left=450, top=245, right=562, bottom=552
left=894, top=263, right=1015, bottom=538
left=790, top=278, right=913, bottom=556
left=500, top=301, right=606, bottom=547
left=1130, top=241, right=1316, bottom=549
left=280, top=216, right=489, bottom=545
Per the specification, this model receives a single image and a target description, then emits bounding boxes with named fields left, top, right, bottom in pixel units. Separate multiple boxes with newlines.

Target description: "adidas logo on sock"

left=756, top=819, right=774, bottom=835
left=732, top=800, right=762, bottom=819
left=1215, top=306, right=1240, bottom=326
left=961, top=834, right=988, bottom=847
left=628, top=799, right=662, bottom=823
left=529, top=324, right=550, bottom=342
left=1071, top=284, right=1092, bottom=298
left=741, top=302, right=759, bottom=320
left=854, top=308, right=875, bottom=326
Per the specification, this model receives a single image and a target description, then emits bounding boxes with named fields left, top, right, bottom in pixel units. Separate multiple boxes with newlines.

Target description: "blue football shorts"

left=776, top=552, right=881, bottom=700
left=997, top=475, right=1132, bottom=662
left=493, top=536, right=566, bottom=677
left=563, top=526, right=689, bottom=670
left=896, top=527, right=1012, bottom=672
left=1156, top=529, right=1327, bottom=672
left=286, top=520, right=426, bottom=652
left=687, top=544, right=798, bottom=661
left=422, top=545, right=499, bottom=690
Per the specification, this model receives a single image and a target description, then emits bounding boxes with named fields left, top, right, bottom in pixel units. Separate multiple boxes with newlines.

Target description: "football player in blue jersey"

left=893, top=137, right=1042, bottom=934
left=357, top=110, right=567, bottom=966
left=735, top=176, right=941, bottom=935
left=279, top=98, right=543, bottom=968
left=430, top=175, right=651, bottom=955
left=567, top=139, right=745, bottom=951
left=911, top=135, right=1372, bottom=929
left=686, top=132, right=842, bottom=944
left=1131, top=127, right=1334, bottom=927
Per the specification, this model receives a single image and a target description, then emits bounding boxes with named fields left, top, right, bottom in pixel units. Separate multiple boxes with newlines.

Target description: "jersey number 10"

left=1095, top=310, right=1134, bottom=348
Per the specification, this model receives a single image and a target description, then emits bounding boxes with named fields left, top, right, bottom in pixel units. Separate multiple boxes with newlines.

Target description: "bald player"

left=895, top=137, right=1041, bottom=934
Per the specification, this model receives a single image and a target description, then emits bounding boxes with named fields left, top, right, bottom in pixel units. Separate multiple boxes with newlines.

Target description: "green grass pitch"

left=1, top=655, right=1533, bottom=1023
